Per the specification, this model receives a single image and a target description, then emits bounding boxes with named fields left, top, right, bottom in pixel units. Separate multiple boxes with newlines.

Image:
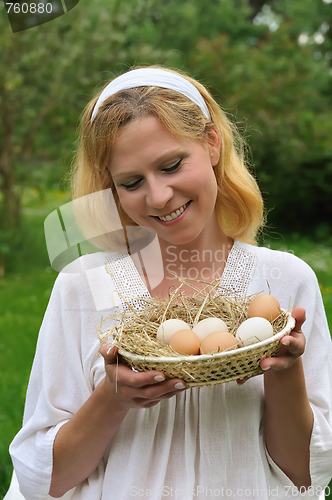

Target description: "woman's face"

left=109, top=115, right=221, bottom=247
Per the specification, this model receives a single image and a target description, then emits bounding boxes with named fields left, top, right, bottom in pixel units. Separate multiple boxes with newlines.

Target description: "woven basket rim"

left=118, top=309, right=295, bottom=364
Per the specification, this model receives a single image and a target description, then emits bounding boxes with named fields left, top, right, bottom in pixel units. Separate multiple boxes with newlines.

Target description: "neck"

left=158, top=225, right=233, bottom=284
left=129, top=218, right=234, bottom=298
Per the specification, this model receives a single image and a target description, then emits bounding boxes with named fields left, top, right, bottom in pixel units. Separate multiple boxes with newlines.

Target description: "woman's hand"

left=100, top=343, right=187, bottom=411
left=50, top=345, right=186, bottom=497
left=237, top=306, right=306, bottom=385
left=260, top=306, right=306, bottom=372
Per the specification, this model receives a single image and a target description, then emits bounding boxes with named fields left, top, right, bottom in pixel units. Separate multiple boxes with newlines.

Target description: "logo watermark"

left=164, top=245, right=229, bottom=282
left=129, top=485, right=331, bottom=498
left=43, top=189, right=165, bottom=310
left=3, top=0, right=79, bottom=33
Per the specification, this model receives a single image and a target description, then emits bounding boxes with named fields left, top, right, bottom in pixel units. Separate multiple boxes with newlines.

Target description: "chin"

left=158, top=230, right=203, bottom=247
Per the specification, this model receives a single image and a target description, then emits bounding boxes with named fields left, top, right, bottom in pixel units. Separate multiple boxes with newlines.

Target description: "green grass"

left=0, top=270, right=57, bottom=494
left=0, top=188, right=67, bottom=496
left=0, top=190, right=332, bottom=497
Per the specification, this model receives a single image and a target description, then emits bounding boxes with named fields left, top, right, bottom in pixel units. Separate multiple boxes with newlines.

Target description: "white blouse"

left=9, top=240, right=332, bottom=500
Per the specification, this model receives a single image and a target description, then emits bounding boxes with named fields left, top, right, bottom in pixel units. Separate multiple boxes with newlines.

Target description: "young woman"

left=9, top=67, right=332, bottom=500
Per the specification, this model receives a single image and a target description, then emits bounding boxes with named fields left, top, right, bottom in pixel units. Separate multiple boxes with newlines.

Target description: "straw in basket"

left=98, top=277, right=295, bottom=387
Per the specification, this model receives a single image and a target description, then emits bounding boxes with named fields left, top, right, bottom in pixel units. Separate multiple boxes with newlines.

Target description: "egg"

left=236, top=317, right=274, bottom=346
left=192, top=317, right=229, bottom=341
left=168, top=330, right=201, bottom=355
left=248, top=294, right=281, bottom=322
left=157, top=319, right=191, bottom=344
left=200, top=331, right=237, bottom=354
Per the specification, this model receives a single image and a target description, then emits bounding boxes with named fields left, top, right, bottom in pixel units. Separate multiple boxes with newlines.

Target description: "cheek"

left=182, top=159, right=215, bottom=185
left=116, top=189, right=133, bottom=211
left=196, top=165, right=218, bottom=197
left=200, top=170, right=218, bottom=211
left=116, top=191, right=144, bottom=222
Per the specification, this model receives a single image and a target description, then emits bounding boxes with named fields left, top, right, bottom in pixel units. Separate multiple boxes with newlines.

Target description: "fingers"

left=99, top=343, right=119, bottom=365
left=260, top=307, right=307, bottom=372
left=100, top=343, right=165, bottom=387
left=236, top=377, right=249, bottom=386
left=106, top=358, right=180, bottom=391
left=291, top=306, right=306, bottom=332
left=120, top=374, right=186, bottom=399
left=260, top=340, right=305, bottom=371
left=261, top=353, right=297, bottom=372
left=100, top=343, right=186, bottom=408
left=137, top=385, right=187, bottom=409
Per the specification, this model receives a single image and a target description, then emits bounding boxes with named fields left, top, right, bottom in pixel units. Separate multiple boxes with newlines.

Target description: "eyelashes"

left=120, top=159, right=183, bottom=191
left=121, top=178, right=142, bottom=191
left=163, top=159, right=182, bottom=173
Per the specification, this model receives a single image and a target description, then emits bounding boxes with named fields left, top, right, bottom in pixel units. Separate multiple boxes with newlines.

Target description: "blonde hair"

left=71, top=66, right=264, bottom=246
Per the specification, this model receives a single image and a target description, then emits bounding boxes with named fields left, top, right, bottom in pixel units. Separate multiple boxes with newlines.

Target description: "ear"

left=207, top=127, right=221, bottom=167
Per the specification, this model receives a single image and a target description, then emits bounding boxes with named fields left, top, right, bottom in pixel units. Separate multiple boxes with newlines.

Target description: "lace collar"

left=105, top=240, right=258, bottom=311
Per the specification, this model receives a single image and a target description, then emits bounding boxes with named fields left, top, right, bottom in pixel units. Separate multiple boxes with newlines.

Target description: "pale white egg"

left=236, top=317, right=274, bottom=347
left=192, top=317, right=229, bottom=341
left=157, top=319, right=191, bottom=344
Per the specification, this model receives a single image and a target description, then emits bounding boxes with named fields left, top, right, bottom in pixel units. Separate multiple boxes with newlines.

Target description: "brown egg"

left=248, top=294, right=281, bottom=322
left=200, top=331, right=237, bottom=355
left=168, top=329, right=201, bottom=355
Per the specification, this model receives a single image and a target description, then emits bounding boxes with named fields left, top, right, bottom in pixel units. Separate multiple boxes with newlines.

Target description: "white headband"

left=90, top=68, right=211, bottom=122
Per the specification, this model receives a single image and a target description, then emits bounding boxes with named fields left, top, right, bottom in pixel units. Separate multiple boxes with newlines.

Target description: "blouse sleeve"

left=300, top=262, right=332, bottom=492
left=263, top=252, right=332, bottom=496
left=9, top=270, right=108, bottom=500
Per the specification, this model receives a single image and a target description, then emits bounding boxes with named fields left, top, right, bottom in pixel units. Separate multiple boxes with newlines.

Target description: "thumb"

left=99, top=343, right=119, bottom=365
left=291, top=306, right=306, bottom=333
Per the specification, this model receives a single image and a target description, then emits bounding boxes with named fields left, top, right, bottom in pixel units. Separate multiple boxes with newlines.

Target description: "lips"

left=154, top=202, right=190, bottom=222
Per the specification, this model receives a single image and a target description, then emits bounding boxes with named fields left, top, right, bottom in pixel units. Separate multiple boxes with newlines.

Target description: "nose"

left=145, top=176, right=173, bottom=210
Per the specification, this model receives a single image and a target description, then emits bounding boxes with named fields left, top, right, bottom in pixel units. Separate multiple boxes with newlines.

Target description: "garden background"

left=1, top=0, right=332, bottom=496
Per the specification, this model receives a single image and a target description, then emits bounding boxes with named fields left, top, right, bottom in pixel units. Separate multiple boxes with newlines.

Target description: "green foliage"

left=0, top=0, right=174, bottom=163
left=186, top=0, right=332, bottom=233
left=125, top=0, right=264, bottom=54
left=1, top=0, right=332, bottom=259
left=0, top=188, right=67, bottom=495
left=0, top=270, right=58, bottom=497
left=0, top=0, right=177, bottom=272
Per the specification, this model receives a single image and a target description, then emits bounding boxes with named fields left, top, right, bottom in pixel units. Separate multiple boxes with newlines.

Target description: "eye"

left=119, top=159, right=183, bottom=191
left=163, top=159, right=182, bottom=173
left=120, top=178, right=142, bottom=191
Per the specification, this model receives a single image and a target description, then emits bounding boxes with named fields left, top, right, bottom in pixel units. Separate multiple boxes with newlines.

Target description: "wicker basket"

left=117, top=311, right=295, bottom=387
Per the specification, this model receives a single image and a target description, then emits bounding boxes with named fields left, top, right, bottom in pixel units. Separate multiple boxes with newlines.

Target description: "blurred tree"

left=1, top=0, right=331, bottom=275
left=0, top=0, right=174, bottom=275
left=248, top=0, right=272, bottom=20
left=187, top=0, right=332, bottom=234
left=126, top=0, right=268, bottom=55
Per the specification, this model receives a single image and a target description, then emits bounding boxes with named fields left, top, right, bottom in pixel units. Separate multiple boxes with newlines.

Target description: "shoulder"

left=50, top=251, right=119, bottom=311
left=234, top=240, right=320, bottom=307
left=51, top=264, right=92, bottom=307
left=235, top=240, right=317, bottom=281
left=38, top=253, right=121, bottom=356
left=51, top=250, right=146, bottom=313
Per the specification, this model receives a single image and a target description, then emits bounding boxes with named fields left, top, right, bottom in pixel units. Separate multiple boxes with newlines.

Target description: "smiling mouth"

left=154, top=202, right=190, bottom=222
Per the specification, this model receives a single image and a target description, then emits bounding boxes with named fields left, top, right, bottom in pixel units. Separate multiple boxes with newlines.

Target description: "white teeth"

left=158, top=203, right=188, bottom=222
